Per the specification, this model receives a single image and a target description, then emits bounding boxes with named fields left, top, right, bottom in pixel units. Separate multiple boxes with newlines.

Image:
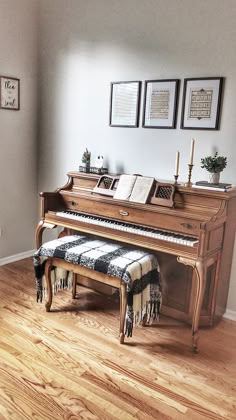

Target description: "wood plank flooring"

left=0, top=258, right=236, bottom=419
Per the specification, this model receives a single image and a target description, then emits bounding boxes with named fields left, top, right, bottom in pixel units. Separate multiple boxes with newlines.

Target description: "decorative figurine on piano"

left=81, top=148, right=91, bottom=172
left=95, top=155, right=104, bottom=169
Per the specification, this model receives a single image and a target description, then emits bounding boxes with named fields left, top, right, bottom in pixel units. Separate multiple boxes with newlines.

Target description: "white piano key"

left=56, top=211, right=198, bottom=248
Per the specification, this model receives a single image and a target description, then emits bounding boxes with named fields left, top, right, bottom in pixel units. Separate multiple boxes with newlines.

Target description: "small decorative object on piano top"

left=80, top=150, right=108, bottom=174
left=185, top=139, right=195, bottom=188
left=201, top=152, right=227, bottom=184
left=95, top=155, right=104, bottom=169
left=79, top=165, right=108, bottom=175
left=81, top=148, right=91, bottom=172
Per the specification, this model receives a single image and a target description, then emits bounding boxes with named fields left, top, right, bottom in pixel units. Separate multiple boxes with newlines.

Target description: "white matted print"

left=181, top=77, right=223, bottom=130
left=109, top=81, right=141, bottom=127
left=142, top=79, right=179, bottom=129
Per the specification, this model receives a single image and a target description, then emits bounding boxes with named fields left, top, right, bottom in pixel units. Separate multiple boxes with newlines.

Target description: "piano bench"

left=33, top=235, right=161, bottom=345
left=44, top=256, right=127, bottom=344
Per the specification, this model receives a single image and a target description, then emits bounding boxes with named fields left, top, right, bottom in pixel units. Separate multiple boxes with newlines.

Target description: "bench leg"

left=72, top=273, right=77, bottom=299
left=119, top=282, right=127, bottom=344
left=45, top=259, right=53, bottom=312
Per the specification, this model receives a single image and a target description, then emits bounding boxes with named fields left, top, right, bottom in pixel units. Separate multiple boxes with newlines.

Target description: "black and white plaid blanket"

left=33, top=235, right=162, bottom=337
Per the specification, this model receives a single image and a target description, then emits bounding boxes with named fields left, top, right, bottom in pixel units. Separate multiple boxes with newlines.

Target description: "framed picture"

left=0, top=76, right=20, bottom=110
left=142, top=79, right=179, bottom=129
left=109, top=81, right=141, bottom=127
left=181, top=77, right=223, bottom=130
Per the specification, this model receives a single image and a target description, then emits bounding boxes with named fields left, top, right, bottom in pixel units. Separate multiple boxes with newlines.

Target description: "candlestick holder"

left=185, top=164, right=194, bottom=187
left=174, top=175, right=179, bottom=185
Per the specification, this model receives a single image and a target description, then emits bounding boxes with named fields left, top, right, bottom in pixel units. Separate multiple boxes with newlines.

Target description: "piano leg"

left=35, top=221, right=56, bottom=248
left=177, top=257, right=206, bottom=353
left=119, top=282, right=127, bottom=344
left=35, top=221, right=46, bottom=248
left=72, top=273, right=77, bottom=299
left=45, top=258, right=53, bottom=312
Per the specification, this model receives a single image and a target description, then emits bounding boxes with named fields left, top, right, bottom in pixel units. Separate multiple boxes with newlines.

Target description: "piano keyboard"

left=56, top=210, right=199, bottom=247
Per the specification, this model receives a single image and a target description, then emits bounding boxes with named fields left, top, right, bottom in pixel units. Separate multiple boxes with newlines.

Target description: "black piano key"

left=57, top=210, right=198, bottom=246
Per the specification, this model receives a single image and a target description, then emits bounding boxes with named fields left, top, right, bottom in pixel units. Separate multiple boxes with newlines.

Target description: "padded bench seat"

left=33, top=235, right=161, bottom=343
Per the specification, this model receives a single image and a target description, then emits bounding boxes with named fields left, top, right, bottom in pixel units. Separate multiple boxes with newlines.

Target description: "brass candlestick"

left=185, top=164, right=194, bottom=187
left=174, top=175, right=179, bottom=184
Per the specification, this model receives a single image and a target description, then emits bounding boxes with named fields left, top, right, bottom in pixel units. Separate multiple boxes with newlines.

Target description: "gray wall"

left=0, top=0, right=39, bottom=259
left=38, top=0, right=236, bottom=313
left=38, top=0, right=236, bottom=188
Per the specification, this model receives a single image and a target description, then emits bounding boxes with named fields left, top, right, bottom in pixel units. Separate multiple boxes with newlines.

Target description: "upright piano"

left=36, top=171, right=236, bottom=350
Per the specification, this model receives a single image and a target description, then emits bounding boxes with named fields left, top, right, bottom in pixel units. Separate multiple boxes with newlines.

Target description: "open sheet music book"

left=114, top=174, right=155, bottom=203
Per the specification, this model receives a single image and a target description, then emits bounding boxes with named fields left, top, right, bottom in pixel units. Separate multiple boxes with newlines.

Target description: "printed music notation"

left=114, top=174, right=154, bottom=203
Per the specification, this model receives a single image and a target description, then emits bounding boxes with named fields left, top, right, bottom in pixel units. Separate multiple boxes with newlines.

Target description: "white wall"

left=0, top=0, right=39, bottom=259
left=38, top=0, right=236, bottom=312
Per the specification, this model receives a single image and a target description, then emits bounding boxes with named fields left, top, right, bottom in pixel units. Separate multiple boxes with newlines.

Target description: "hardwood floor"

left=0, top=258, right=236, bottom=420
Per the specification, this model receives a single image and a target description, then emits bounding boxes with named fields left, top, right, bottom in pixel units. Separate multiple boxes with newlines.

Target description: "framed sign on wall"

left=142, top=79, right=179, bottom=129
left=0, top=76, right=20, bottom=110
left=181, top=77, right=223, bottom=130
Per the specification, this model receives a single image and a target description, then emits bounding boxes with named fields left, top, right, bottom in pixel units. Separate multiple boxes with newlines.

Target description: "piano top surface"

left=67, top=171, right=236, bottom=198
left=39, top=171, right=236, bottom=238
left=60, top=172, right=235, bottom=216
left=38, top=172, right=236, bottom=258
left=44, top=171, right=236, bottom=222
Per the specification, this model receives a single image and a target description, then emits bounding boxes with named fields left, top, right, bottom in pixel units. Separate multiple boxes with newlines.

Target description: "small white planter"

left=209, top=172, right=220, bottom=184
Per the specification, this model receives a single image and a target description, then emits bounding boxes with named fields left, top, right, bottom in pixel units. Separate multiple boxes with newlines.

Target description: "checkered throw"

left=33, top=235, right=162, bottom=337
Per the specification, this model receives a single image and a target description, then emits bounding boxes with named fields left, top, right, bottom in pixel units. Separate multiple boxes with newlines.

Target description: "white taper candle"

left=175, top=151, right=180, bottom=176
left=190, top=139, right=195, bottom=165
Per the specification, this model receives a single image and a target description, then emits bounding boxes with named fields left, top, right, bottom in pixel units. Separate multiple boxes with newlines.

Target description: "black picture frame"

left=181, top=77, right=223, bottom=130
left=0, top=76, right=20, bottom=110
left=142, top=79, right=179, bottom=129
left=109, top=81, right=141, bottom=127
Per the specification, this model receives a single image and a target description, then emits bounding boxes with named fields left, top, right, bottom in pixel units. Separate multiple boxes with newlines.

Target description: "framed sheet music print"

left=142, top=79, right=179, bottom=128
left=0, top=76, right=20, bottom=110
left=181, top=77, right=223, bottom=130
left=109, top=81, right=141, bottom=127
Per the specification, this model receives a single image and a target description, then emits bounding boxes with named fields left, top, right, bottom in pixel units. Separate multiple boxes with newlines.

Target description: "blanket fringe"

left=125, top=287, right=162, bottom=337
left=36, top=269, right=72, bottom=301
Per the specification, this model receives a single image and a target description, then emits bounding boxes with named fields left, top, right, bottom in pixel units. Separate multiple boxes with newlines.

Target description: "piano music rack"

left=92, top=175, right=120, bottom=197
left=150, top=182, right=175, bottom=207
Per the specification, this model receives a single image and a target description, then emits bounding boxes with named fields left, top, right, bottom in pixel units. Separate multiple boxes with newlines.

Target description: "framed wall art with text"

left=142, top=79, right=179, bottom=129
left=0, top=76, right=20, bottom=110
left=181, top=77, right=223, bottom=130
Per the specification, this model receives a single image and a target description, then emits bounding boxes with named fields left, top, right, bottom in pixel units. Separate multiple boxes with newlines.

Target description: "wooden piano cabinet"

left=156, top=253, right=218, bottom=326
left=214, top=196, right=236, bottom=320
left=36, top=171, right=236, bottom=331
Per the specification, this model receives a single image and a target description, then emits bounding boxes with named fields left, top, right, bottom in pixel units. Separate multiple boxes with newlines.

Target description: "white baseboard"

left=223, top=310, right=236, bottom=322
left=0, top=250, right=35, bottom=266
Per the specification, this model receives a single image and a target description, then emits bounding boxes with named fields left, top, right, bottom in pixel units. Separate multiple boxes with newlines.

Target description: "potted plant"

left=81, top=148, right=91, bottom=172
left=201, top=152, right=227, bottom=184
